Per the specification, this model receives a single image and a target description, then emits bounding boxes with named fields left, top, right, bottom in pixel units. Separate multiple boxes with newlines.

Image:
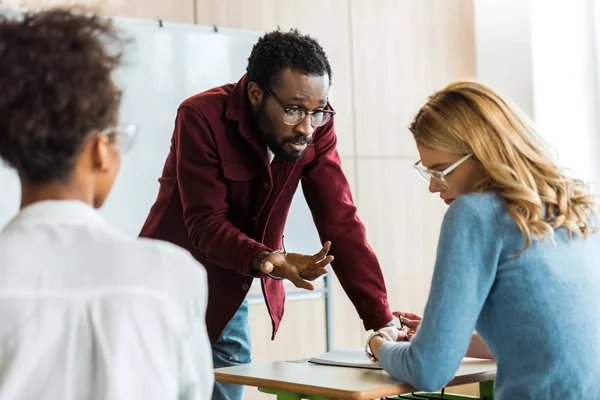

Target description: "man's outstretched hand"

left=254, top=241, right=334, bottom=290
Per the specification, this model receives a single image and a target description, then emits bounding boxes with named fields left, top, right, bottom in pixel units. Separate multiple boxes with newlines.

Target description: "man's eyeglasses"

left=263, top=86, right=336, bottom=128
left=98, top=123, right=139, bottom=153
left=413, top=153, right=473, bottom=190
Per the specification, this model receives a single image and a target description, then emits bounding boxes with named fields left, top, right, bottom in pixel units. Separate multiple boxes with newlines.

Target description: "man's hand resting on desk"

left=252, top=241, right=334, bottom=291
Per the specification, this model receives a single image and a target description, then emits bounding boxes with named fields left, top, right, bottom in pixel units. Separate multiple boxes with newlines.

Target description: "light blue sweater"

left=379, top=192, right=600, bottom=399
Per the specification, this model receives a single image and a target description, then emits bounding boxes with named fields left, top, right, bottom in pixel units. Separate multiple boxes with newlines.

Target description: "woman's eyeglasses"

left=413, top=153, right=473, bottom=190
left=98, top=123, right=139, bottom=153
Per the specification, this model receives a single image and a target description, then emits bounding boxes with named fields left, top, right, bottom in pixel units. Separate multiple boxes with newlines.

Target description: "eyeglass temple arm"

left=442, top=153, right=473, bottom=175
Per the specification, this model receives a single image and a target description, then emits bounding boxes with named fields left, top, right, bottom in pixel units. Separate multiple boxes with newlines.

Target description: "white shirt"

left=267, top=146, right=275, bottom=163
left=0, top=201, right=213, bottom=400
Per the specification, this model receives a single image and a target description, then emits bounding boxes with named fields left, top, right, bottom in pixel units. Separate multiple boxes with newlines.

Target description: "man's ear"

left=247, top=82, right=264, bottom=107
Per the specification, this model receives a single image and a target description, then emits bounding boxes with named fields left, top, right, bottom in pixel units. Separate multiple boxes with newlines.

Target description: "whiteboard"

left=0, top=14, right=321, bottom=255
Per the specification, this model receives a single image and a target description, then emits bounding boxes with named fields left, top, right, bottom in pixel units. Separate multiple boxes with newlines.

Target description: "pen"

left=398, top=315, right=407, bottom=330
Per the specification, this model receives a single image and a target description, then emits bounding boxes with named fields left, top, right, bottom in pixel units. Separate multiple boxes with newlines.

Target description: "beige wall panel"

left=195, top=0, right=356, bottom=157
left=356, top=158, right=448, bottom=320
left=350, top=0, right=476, bottom=158
left=247, top=297, right=325, bottom=400
left=327, top=156, right=367, bottom=349
left=329, top=272, right=365, bottom=349
left=248, top=299, right=327, bottom=362
left=246, top=298, right=326, bottom=399
left=3, top=0, right=195, bottom=22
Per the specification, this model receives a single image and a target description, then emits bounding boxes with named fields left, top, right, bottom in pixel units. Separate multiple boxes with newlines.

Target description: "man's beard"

left=258, top=106, right=312, bottom=162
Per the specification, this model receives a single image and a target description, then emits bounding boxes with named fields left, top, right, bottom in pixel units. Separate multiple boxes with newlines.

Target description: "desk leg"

left=479, top=380, right=494, bottom=400
left=258, top=387, right=330, bottom=400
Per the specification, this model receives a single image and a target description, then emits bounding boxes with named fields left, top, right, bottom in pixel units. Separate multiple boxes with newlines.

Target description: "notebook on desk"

left=308, top=348, right=382, bottom=370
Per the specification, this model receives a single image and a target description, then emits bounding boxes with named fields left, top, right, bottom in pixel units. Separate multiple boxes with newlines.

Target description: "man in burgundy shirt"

left=140, top=29, right=396, bottom=400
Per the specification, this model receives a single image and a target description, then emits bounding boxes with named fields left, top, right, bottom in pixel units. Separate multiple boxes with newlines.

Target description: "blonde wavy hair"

left=410, top=80, right=598, bottom=252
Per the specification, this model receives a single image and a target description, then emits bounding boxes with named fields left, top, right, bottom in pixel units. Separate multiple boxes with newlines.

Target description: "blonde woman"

left=366, top=81, right=600, bottom=399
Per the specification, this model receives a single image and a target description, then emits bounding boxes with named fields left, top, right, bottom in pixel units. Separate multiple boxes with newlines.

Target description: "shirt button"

left=265, top=182, right=271, bottom=190
left=252, top=216, right=257, bottom=223
left=242, top=283, right=250, bottom=291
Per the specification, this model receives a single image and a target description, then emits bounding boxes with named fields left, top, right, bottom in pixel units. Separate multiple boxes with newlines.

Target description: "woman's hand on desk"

left=377, top=326, right=408, bottom=342
left=393, top=311, right=422, bottom=340
left=392, top=311, right=495, bottom=359
left=368, top=324, right=410, bottom=362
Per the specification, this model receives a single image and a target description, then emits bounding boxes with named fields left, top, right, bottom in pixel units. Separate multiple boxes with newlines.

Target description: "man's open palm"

left=261, top=241, right=334, bottom=290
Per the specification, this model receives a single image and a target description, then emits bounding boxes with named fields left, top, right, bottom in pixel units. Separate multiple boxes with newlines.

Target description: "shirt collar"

left=3, top=200, right=109, bottom=231
left=225, top=74, right=259, bottom=142
left=225, top=74, right=249, bottom=121
left=225, top=74, right=271, bottom=165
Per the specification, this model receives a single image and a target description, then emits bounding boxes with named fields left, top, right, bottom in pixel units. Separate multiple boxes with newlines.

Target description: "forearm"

left=190, top=217, right=271, bottom=276
left=372, top=332, right=493, bottom=363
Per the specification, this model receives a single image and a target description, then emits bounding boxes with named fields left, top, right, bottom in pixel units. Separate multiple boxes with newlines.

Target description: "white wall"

left=474, top=0, right=534, bottom=117
left=531, top=0, right=600, bottom=189
left=474, top=0, right=600, bottom=191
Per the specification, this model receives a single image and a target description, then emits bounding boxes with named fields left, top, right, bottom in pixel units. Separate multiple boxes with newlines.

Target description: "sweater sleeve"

left=378, top=194, right=503, bottom=391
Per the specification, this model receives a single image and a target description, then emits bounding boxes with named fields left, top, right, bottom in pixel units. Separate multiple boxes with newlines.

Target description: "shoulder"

left=98, top=237, right=208, bottom=322
left=137, top=238, right=206, bottom=281
left=179, top=83, right=234, bottom=117
left=107, top=235, right=208, bottom=294
left=443, top=192, right=506, bottom=230
left=447, top=191, right=503, bottom=215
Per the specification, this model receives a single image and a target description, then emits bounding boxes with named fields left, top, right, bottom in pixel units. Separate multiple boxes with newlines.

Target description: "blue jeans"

left=211, top=300, right=251, bottom=400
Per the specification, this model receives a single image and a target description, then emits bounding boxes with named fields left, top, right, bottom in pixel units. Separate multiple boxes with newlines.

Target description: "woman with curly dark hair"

left=0, top=8, right=212, bottom=399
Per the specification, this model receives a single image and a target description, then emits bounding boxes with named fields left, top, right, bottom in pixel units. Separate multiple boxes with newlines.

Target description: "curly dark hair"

left=246, top=28, right=332, bottom=89
left=0, top=8, right=125, bottom=184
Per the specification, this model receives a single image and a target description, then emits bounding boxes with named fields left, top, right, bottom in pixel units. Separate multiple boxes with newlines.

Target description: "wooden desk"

left=215, top=358, right=496, bottom=400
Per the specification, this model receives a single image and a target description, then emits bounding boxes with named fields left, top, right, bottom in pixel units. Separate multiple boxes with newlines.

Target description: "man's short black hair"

left=246, top=28, right=332, bottom=89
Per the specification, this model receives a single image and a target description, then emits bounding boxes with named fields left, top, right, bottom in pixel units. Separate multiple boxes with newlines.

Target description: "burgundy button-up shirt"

left=140, top=75, right=392, bottom=342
